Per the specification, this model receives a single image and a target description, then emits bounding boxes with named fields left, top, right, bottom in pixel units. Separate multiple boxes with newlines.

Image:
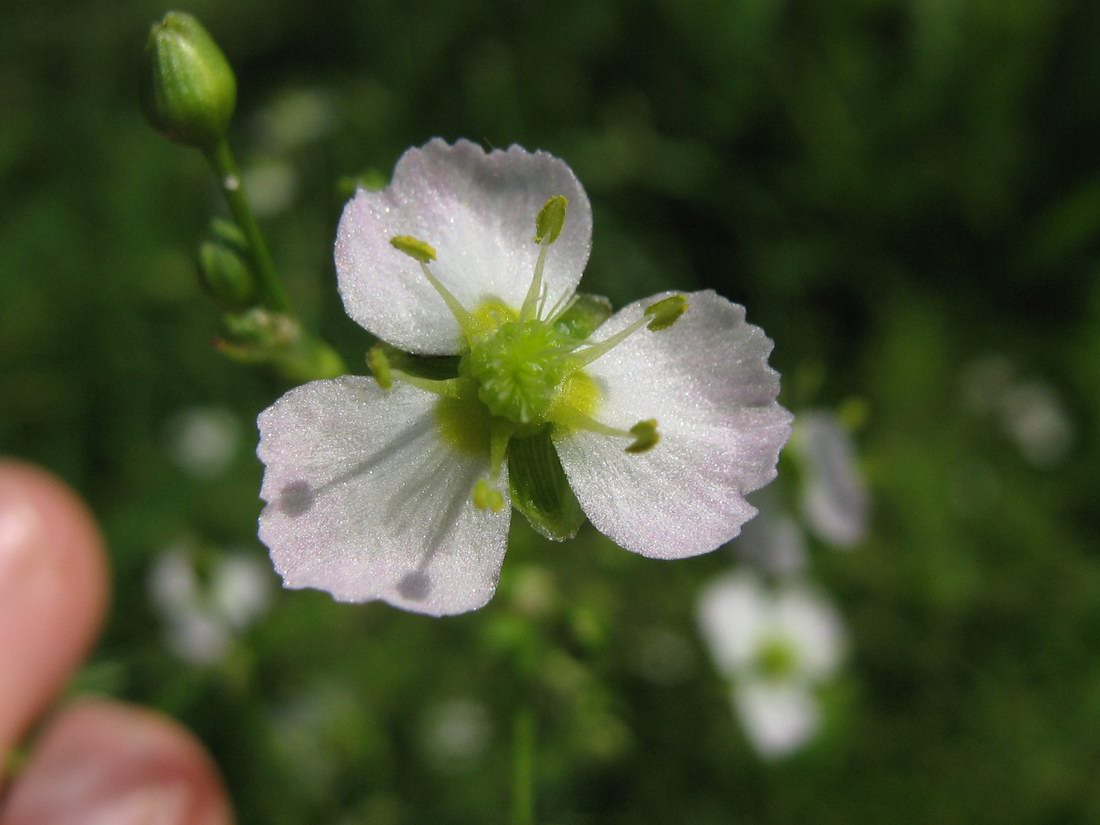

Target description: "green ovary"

left=462, top=320, right=572, bottom=425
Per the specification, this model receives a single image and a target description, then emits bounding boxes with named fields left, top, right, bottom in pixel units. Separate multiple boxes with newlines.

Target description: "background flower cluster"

left=3, top=0, right=1097, bottom=822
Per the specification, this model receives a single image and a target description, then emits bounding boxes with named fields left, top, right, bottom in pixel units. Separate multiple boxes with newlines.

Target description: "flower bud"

left=198, top=219, right=257, bottom=308
left=142, top=12, right=236, bottom=149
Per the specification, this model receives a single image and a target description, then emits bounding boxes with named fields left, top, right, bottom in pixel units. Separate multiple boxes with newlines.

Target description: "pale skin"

left=0, top=461, right=233, bottom=825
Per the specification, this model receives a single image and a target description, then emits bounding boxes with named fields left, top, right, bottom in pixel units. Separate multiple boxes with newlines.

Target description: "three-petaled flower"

left=257, top=139, right=792, bottom=615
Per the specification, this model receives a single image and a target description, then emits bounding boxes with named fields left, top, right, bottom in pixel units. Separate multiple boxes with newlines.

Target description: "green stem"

left=512, top=705, right=536, bottom=825
left=204, top=139, right=292, bottom=313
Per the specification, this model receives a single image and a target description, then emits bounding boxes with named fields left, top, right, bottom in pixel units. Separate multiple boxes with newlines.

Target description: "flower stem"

left=204, top=138, right=292, bottom=314
left=512, top=705, right=536, bottom=825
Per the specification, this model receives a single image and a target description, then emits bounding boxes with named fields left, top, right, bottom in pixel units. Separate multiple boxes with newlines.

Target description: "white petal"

left=257, top=377, right=510, bottom=616
left=212, top=554, right=274, bottom=629
left=696, top=572, right=769, bottom=677
left=554, top=290, right=792, bottom=558
left=794, top=412, right=869, bottom=547
left=335, top=139, right=592, bottom=354
left=772, top=584, right=847, bottom=682
left=733, top=681, right=820, bottom=759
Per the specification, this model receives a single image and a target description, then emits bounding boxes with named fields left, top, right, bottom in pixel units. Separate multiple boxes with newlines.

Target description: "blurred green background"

left=3, top=0, right=1099, bottom=822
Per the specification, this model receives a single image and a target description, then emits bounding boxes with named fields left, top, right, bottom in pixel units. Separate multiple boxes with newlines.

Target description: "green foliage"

left=3, top=0, right=1100, bottom=823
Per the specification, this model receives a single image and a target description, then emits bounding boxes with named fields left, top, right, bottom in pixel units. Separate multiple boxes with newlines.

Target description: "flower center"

left=380, top=195, right=690, bottom=511
left=462, top=320, right=571, bottom=425
left=754, top=637, right=799, bottom=681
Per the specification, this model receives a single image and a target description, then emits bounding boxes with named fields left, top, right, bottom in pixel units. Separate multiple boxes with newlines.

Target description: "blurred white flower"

left=243, top=159, right=299, bottom=217
left=148, top=542, right=274, bottom=664
left=1000, top=381, right=1072, bottom=467
left=959, top=355, right=1073, bottom=467
left=164, top=406, right=241, bottom=479
left=790, top=411, right=869, bottom=547
left=257, top=87, right=336, bottom=151
left=419, top=698, right=492, bottom=770
left=697, top=571, right=846, bottom=759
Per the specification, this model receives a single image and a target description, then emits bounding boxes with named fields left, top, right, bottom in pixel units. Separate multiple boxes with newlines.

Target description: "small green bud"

left=625, top=419, right=659, bottom=453
left=644, top=294, right=687, bottom=331
left=472, top=479, right=505, bottom=512
left=367, top=345, right=393, bottom=390
left=198, top=219, right=256, bottom=308
left=534, top=195, right=568, bottom=244
left=390, top=235, right=437, bottom=263
left=142, top=12, right=237, bottom=149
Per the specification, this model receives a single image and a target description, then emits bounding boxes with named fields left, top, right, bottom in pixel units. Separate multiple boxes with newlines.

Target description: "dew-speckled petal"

left=553, top=290, right=792, bottom=559
left=335, top=139, right=592, bottom=354
left=257, top=377, right=510, bottom=616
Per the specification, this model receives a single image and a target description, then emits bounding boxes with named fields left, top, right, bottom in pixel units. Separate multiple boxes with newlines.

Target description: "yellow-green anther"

left=391, top=235, right=479, bottom=340
left=367, top=345, right=393, bottom=390
left=472, top=479, right=505, bottom=512
left=390, top=235, right=437, bottom=263
left=644, top=294, right=688, bottom=331
left=625, top=419, right=660, bottom=453
left=534, top=195, right=568, bottom=244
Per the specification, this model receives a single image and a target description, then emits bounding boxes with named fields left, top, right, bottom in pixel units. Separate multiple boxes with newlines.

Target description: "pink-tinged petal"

left=792, top=412, right=869, bottom=547
left=257, top=378, right=509, bottom=616
left=553, top=290, right=792, bottom=559
left=335, top=139, right=592, bottom=354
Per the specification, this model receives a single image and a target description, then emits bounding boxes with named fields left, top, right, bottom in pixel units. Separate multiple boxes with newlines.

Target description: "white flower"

left=149, top=543, right=274, bottom=664
left=790, top=411, right=869, bottom=547
left=959, top=355, right=1073, bottom=467
left=164, top=406, right=241, bottom=479
left=697, top=571, right=845, bottom=759
left=257, top=139, right=792, bottom=616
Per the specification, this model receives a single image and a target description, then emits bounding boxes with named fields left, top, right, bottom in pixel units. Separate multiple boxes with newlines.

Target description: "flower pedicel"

left=257, top=139, right=792, bottom=615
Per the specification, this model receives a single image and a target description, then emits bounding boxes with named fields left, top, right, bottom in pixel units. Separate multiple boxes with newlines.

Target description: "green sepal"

left=508, top=427, right=586, bottom=541
left=553, top=293, right=613, bottom=341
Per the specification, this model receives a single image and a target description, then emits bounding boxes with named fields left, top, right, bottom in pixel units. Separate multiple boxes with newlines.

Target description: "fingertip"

left=0, top=699, right=233, bottom=825
left=0, top=461, right=109, bottom=761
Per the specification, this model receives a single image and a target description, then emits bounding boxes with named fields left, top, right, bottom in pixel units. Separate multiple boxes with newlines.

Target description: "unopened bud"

left=198, top=219, right=256, bottom=308
left=142, top=12, right=236, bottom=149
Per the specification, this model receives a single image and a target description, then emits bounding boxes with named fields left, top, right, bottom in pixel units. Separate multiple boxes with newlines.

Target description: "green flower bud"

left=142, top=12, right=237, bottom=149
left=198, top=219, right=257, bottom=308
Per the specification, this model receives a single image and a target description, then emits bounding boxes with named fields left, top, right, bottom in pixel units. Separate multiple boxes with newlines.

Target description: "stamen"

left=367, top=344, right=393, bottom=389
left=472, top=479, right=505, bottom=512
left=546, top=292, right=579, bottom=325
left=521, top=196, right=568, bottom=322
left=550, top=405, right=661, bottom=454
left=625, top=419, right=660, bottom=453
left=521, top=235, right=551, bottom=322
left=390, top=235, right=477, bottom=338
left=390, top=371, right=470, bottom=399
left=533, top=195, right=568, bottom=244
left=568, top=294, right=688, bottom=369
left=644, top=294, right=688, bottom=331
left=371, top=344, right=472, bottom=399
